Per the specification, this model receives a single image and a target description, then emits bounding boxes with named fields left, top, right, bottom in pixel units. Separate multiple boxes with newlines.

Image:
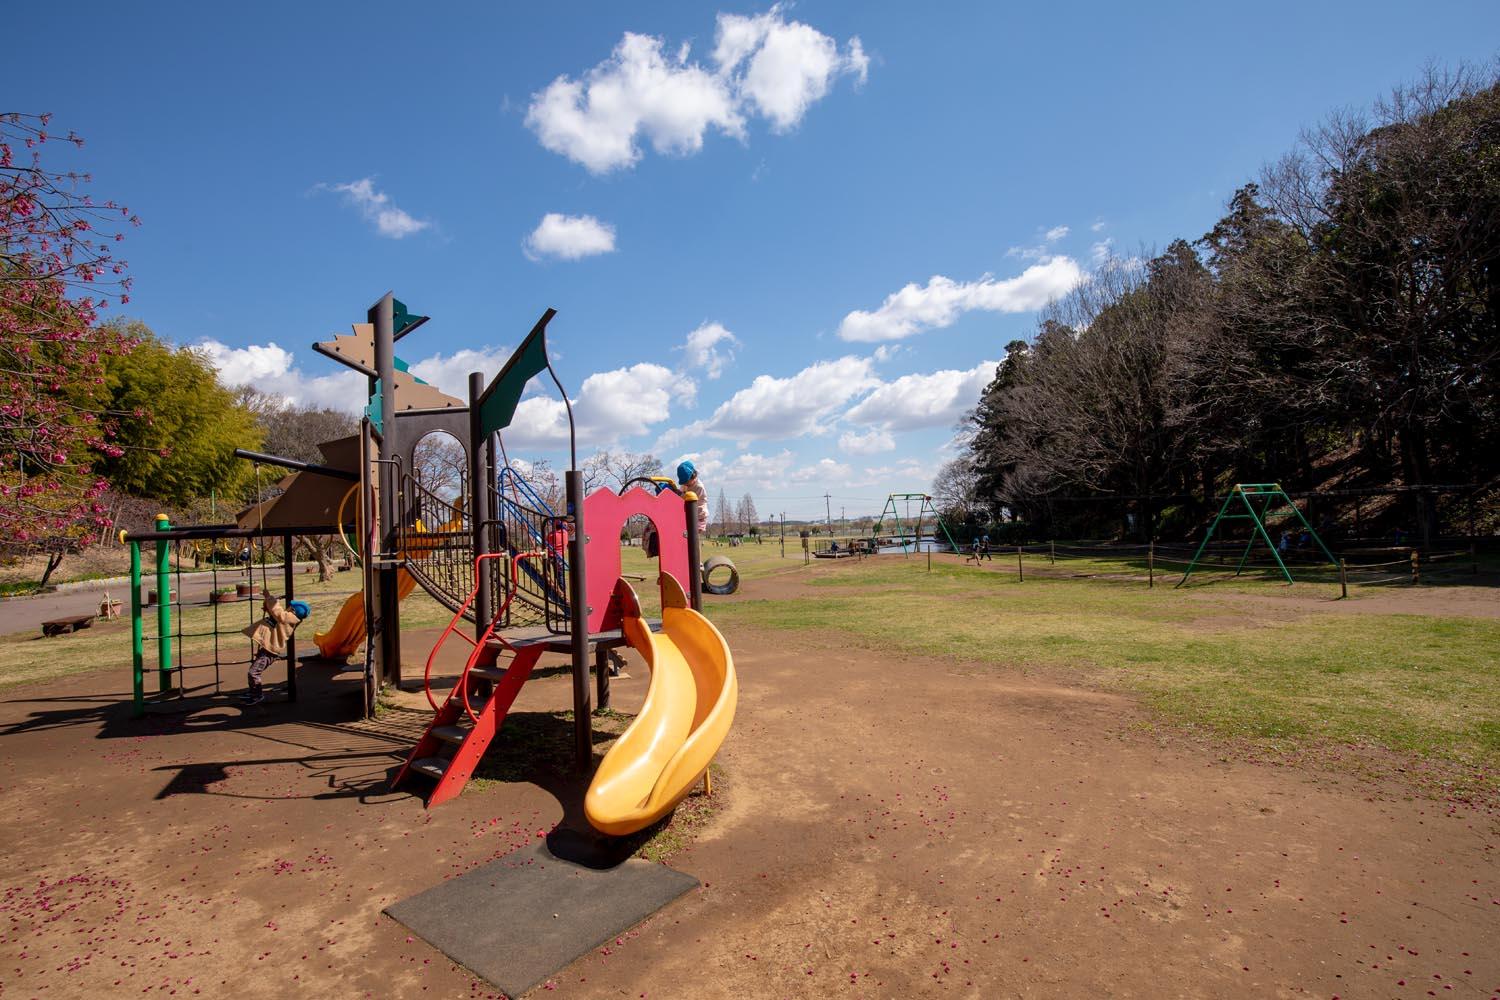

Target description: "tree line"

left=944, top=66, right=1500, bottom=545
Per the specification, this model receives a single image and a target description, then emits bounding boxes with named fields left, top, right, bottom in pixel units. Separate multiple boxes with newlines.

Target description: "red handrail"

left=423, top=550, right=548, bottom=725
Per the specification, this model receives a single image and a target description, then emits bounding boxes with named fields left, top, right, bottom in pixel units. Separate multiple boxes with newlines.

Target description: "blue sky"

left=9, top=2, right=1498, bottom=520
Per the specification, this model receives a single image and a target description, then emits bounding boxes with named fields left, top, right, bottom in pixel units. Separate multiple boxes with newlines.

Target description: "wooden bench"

left=42, top=614, right=95, bottom=637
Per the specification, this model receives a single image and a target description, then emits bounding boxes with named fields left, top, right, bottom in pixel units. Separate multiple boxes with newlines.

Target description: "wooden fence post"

left=1410, top=549, right=1419, bottom=586
left=1339, top=558, right=1347, bottom=599
left=1148, top=541, right=1154, bottom=589
left=1017, top=545, right=1024, bottom=582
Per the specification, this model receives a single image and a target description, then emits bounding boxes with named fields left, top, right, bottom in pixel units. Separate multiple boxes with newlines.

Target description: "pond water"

left=875, top=539, right=954, bottom=555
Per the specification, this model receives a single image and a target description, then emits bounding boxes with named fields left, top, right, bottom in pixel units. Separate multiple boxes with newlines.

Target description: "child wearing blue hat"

left=239, top=593, right=306, bottom=705
left=670, top=460, right=710, bottom=535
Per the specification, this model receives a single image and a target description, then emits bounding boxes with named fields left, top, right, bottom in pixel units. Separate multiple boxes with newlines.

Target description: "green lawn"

left=707, top=554, right=1500, bottom=774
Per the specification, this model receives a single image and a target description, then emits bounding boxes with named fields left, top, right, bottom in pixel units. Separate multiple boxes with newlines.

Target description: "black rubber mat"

left=385, top=840, right=698, bottom=998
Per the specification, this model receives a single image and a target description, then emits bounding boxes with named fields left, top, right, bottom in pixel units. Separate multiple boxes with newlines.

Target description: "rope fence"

left=946, top=538, right=1488, bottom=593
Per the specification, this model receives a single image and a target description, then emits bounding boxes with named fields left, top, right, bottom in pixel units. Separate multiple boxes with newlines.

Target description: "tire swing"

left=701, top=555, right=740, bottom=596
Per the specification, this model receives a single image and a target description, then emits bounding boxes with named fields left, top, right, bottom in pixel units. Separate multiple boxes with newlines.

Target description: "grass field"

left=705, top=548, right=1500, bottom=779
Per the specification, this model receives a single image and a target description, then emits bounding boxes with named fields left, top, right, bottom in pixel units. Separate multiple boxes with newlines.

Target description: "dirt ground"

left=0, top=570, right=1496, bottom=999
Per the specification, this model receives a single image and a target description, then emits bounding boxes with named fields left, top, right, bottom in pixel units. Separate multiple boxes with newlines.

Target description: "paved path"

left=0, top=564, right=330, bottom=637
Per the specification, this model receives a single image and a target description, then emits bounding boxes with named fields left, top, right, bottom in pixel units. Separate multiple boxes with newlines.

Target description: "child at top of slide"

left=670, top=460, right=711, bottom=535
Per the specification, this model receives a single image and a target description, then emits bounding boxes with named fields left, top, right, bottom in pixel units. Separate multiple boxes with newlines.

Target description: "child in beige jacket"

left=240, top=594, right=302, bottom=705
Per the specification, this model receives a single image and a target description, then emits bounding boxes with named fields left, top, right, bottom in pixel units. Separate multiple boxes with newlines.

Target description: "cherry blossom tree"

left=1, top=112, right=139, bottom=583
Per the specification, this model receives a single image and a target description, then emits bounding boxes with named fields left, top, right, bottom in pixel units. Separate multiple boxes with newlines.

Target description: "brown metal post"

left=1148, top=541, right=1154, bottom=589
left=595, top=645, right=610, bottom=712
left=1339, top=558, right=1348, bottom=599
left=1017, top=545, right=1023, bottom=582
left=371, top=292, right=401, bottom=689
left=284, top=534, right=297, bottom=702
left=467, top=372, right=490, bottom=642
left=565, top=470, right=592, bottom=771
left=686, top=492, right=703, bottom=612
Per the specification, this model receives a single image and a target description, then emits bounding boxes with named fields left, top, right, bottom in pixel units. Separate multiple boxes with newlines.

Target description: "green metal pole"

left=155, top=538, right=173, bottom=694
left=1283, top=491, right=1340, bottom=568
left=1241, top=493, right=1294, bottom=583
left=130, top=540, right=144, bottom=716
left=1177, top=489, right=1236, bottom=587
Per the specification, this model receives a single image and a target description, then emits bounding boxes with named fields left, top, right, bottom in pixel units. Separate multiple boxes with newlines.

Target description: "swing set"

left=1176, top=483, right=1337, bottom=586
left=869, top=493, right=961, bottom=556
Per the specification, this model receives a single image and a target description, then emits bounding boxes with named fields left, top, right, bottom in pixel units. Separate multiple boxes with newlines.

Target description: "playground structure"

left=122, top=296, right=737, bottom=837
left=1177, top=483, right=1337, bottom=586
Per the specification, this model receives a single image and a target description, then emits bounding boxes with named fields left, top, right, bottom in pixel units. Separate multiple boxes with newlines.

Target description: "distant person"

left=240, top=593, right=304, bottom=705
left=548, top=522, right=570, bottom=586
left=830, top=540, right=840, bottom=554
left=1278, top=531, right=1290, bottom=554
left=980, top=534, right=992, bottom=561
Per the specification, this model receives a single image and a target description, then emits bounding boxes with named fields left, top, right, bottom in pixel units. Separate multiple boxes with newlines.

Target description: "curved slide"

left=312, top=569, right=417, bottom=660
left=584, top=572, right=738, bottom=836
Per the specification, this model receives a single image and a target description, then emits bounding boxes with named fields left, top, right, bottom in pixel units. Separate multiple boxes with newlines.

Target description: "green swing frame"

left=1177, top=483, right=1337, bottom=586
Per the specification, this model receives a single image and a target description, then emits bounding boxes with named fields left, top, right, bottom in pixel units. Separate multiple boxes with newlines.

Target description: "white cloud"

left=525, top=32, right=743, bottom=174
left=680, top=322, right=740, bottom=379
left=837, top=257, right=1083, bottom=342
left=578, top=363, right=686, bottom=438
left=844, top=360, right=995, bottom=431
left=408, top=347, right=515, bottom=398
left=721, top=450, right=796, bottom=487
left=1090, top=238, right=1115, bottom=264
left=702, top=355, right=879, bottom=442
left=717, top=450, right=853, bottom=490
left=872, top=344, right=904, bottom=363
left=524, top=213, right=617, bottom=261
left=322, top=178, right=429, bottom=238
left=838, top=428, right=895, bottom=455
left=850, top=456, right=927, bottom=489
left=526, top=8, right=866, bottom=173
left=790, top=456, right=854, bottom=484
left=714, top=7, right=868, bottom=132
left=1090, top=219, right=1107, bottom=233
left=1045, top=224, right=1070, bottom=241
left=501, top=362, right=687, bottom=451
left=197, top=339, right=366, bottom=412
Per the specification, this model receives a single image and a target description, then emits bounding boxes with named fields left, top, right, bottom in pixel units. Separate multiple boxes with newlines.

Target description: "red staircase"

left=394, top=638, right=545, bottom=807
left=394, top=550, right=549, bottom=807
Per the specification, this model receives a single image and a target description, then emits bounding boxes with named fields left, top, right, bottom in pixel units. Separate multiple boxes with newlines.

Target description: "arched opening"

left=411, top=430, right=467, bottom=506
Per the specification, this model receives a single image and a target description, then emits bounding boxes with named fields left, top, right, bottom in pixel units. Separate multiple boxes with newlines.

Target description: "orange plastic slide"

left=312, top=569, right=417, bottom=660
left=583, top=572, right=738, bottom=836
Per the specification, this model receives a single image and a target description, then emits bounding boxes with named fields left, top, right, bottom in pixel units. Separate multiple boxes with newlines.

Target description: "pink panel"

left=581, top=486, right=690, bottom=633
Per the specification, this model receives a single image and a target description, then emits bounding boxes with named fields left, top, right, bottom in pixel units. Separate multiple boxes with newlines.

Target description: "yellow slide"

left=584, top=572, right=738, bottom=836
left=313, top=569, right=417, bottom=660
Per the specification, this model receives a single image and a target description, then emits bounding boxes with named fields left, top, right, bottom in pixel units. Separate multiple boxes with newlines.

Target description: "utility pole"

left=825, top=493, right=832, bottom=533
